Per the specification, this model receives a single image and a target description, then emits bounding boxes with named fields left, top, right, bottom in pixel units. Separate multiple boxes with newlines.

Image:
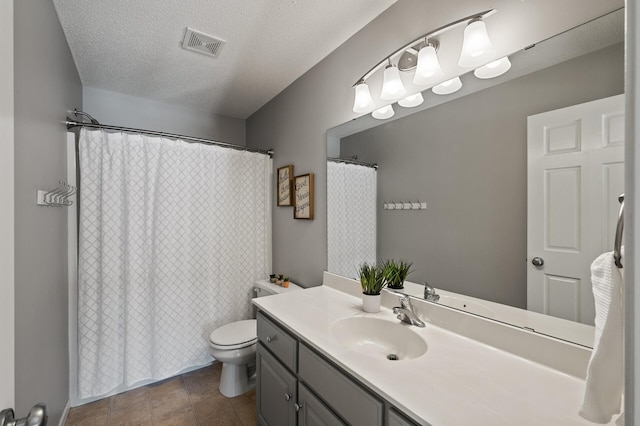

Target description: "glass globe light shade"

left=380, top=65, right=407, bottom=100
left=372, top=104, right=395, bottom=120
left=432, top=77, right=462, bottom=95
left=413, top=45, right=444, bottom=86
left=458, top=19, right=496, bottom=68
left=353, top=82, right=375, bottom=113
left=473, top=57, right=512, bottom=79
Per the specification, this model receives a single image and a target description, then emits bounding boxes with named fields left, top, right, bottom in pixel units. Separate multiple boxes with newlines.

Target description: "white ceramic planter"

left=362, top=293, right=381, bottom=313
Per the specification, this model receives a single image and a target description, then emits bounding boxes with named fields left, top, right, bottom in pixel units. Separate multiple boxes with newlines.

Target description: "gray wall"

left=14, top=0, right=82, bottom=423
left=245, top=1, right=432, bottom=287
left=83, top=86, right=246, bottom=145
left=339, top=44, right=623, bottom=307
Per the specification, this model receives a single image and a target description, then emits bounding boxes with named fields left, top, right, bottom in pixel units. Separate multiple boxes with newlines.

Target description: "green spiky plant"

left=358, top=262, right=387, bottom=295
left=383, top=259, right=413, bottom=289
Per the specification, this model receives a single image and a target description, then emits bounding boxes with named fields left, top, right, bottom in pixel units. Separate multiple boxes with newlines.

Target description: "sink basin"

left=436, top=295, right=496, bottom=318
left=331, top=317, right=427, bottom=360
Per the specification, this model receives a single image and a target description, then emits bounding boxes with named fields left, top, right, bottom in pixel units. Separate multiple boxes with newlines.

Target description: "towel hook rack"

left=613, top=193, right=624, bottom=269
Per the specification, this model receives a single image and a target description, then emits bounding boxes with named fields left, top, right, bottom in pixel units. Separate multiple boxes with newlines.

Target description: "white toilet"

left=208, top=279, right=302, bottom=397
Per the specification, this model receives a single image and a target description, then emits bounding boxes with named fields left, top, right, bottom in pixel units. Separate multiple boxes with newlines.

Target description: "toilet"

left=208, top=279, right=302, bottom=397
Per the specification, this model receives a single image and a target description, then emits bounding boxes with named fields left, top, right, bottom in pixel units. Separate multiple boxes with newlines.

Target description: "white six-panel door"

left=527, top=94, right=624, bottom=325
left=0, top=0, right=15, bottom=410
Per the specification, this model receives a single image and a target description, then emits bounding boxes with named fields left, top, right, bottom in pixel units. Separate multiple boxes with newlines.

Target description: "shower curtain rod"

left=328, top=157, right=378, bottom=169
left=66, top=116, right=273, bottom=157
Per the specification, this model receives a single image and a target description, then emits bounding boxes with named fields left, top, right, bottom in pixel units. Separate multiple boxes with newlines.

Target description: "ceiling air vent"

left=182, top=28, right=225, bottom=58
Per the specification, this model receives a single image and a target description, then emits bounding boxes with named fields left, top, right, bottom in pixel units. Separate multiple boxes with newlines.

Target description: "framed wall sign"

left=294, top=173, right=314, bottom=220
left=277, top=165, right=293, bottom=206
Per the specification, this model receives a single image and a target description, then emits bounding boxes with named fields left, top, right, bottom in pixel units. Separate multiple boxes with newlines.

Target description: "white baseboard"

left=58, top=400, right=70, bottom=426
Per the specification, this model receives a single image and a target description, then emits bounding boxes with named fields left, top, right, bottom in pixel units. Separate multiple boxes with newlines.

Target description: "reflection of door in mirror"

left=527, top=94, right=624, bottom=325
left=327, top=160, right=377, bottom=279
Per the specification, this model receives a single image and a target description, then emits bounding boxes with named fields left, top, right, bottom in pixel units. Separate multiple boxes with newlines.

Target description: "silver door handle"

left=1, top=404, right=47, bottom=426
left=532, top=257, right=544, bottom=267
left=284, top=393, right=292, bottom=401
left=266, top=335, right=277, bottom=343
left=295, top=402, right=303, bottom=412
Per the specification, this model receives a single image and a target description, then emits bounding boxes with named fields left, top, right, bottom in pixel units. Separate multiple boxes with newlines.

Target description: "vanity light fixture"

left=380, top=60, right=407, bottom=100
left=473, top=56, right=511, bottom=79
left=372, top=104, right=395, bottom=120
left=432, top=77, right=462, bottom=95
left=351, top=9, right=496, bottom=118
left=352, top=81, right=376, bottom=113
left=413, top=40, right=444, bottom=86
left=398, top=93, right=424, bottom=108
left=458, top=18, right=496, bottom=68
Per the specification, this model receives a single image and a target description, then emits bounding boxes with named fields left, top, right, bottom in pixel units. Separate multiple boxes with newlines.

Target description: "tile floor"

left=65, top=363, right=256, bottom=426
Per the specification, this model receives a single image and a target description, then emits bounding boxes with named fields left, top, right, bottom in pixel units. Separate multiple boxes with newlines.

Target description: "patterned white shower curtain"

left=327, top=161, right=377, bottom=279
left=77, top=128, right=271, bottom=399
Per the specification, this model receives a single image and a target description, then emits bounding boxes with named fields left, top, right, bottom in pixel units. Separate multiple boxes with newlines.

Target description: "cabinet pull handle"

left=266, top=335, right=277, bottom=343
left=295, top=402, right=303, bottom=412
left=284, top=393, right=292, bottom=401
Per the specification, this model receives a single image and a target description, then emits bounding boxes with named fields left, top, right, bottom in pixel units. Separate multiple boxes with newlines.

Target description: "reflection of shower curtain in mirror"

left=327, top=162, right=377, bottom=279
left=76, top=128, right=271, bottom=400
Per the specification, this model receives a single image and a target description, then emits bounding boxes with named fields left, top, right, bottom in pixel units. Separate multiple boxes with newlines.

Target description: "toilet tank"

left=253, top=279, right=303, bottom=297
left=251, top=279, right=303, bottom=317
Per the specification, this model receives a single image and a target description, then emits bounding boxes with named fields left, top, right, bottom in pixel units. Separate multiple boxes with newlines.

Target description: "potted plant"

left=358, top=262, right=386, bottom=313
left=384, top=260, right=413, bottom=290
left=269, top=274, right=277, bottom=283
left=276, top=274, right=284, bottom=286
left=282, top=276, right=290, bottom=288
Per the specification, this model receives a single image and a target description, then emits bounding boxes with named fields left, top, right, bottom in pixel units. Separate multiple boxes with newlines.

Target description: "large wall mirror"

left=326, top=9, right=624, bottom=347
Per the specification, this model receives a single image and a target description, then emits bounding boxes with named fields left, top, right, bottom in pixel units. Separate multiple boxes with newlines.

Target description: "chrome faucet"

left=392, top=294, right=426, bottom=327
left=424, top=282, right=439, bottom=302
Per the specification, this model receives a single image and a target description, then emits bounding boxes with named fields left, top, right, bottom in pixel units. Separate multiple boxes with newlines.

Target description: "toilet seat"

left=209, top=319, right=257, bottom=350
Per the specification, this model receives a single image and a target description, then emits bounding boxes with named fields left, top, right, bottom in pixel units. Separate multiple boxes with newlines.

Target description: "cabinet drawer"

left=299, top=344, right=383, bottom=426
left=257, top=311, right=297, bottom=372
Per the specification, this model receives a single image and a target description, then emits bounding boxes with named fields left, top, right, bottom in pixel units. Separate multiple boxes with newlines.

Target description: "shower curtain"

left=327, top=161, right=377, bottom=279
left=76, top=128, right=271, bottom=399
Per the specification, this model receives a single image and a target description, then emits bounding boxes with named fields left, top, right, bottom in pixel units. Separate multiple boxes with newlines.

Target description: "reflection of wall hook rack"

left=36, top=181, right=76, bottom=207
left=383, top=201, right=427, bottom=210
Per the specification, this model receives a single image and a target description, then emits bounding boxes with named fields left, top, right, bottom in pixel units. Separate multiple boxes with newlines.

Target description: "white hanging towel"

left=579, top=250, right=624, bottom=423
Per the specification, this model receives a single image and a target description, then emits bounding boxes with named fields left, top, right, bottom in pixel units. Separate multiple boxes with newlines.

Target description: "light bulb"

left=380, top=64, right=407, bottom=100
left=458, top=19, right=496, bottom=68
left=473, top=57, right=512, bottom=79
left=432, top=77, right=462, bottom=95
left=413, top=44, right=444, bottom=86
left=352, top=82, right=375, bottom=113
left=372, top=105, right=395, bottom=120
left=398, top=93, right=424, bottom=108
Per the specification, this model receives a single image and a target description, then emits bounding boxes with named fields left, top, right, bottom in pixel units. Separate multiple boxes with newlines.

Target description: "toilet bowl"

left=208, top=279, right=303, bottom=398
left=209, top=319, right=258, bottom=398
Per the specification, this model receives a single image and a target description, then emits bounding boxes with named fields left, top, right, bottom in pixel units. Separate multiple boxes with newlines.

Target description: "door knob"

left=532, top=257, right=544, bottom=267
left=295, top=402, right=303, bottom=412
left=284, top=393, right=292, bottom=401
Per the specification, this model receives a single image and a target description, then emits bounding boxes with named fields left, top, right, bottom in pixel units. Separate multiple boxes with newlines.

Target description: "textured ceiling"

left=52, top=0, right=396, bottom=119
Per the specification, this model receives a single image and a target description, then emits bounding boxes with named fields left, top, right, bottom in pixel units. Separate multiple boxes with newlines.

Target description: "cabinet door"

left=298, top=383, right=345, bottom=426
left=257, top=343, right=297, bottom=426
left=388, top=408, right=421, bottom=426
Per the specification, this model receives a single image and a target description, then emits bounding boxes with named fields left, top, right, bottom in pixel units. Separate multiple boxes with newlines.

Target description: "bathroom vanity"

left=253, top=272, right=609, bottom=426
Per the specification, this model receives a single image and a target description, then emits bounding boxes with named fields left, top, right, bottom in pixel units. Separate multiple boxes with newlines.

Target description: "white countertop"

left=253, top=285, right=610, bottom=426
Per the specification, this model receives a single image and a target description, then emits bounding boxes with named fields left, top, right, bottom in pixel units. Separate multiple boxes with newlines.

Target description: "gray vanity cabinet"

left=256, top=311, right=419, bottom=426
left=256, top=342, right=297, bottom=426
